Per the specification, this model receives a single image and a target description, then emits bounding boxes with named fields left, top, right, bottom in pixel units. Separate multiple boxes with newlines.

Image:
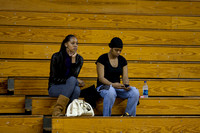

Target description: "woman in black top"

left=96, top=37, right=139, bottom=116
left=49, top=35, right=84, bottom=116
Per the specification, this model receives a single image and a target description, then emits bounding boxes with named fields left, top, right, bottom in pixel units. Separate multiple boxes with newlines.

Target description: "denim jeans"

left=48, top=76, right=80, bottom=102
left=97, top=85, right=139, bottom=116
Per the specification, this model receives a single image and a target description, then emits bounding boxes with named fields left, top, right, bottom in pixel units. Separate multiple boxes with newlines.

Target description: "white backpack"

left=66, top=99, right=94, bottom=117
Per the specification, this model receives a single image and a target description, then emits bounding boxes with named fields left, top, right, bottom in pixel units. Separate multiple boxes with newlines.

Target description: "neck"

left=108, top=51, right=116, bottom=59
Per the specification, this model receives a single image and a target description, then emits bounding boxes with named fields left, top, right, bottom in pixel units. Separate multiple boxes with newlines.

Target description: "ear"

left=64, top=43, right=68, bottom=48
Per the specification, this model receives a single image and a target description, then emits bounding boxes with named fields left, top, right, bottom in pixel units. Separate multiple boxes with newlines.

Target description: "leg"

left=49, top=76, right=79, bottom=98
left=69, top=86, right=80, bottom=102
left=98, top=86, right=117, bottom=116
left=116, top=87, right=139, bottom=116
left=48, top=76, right=79, bottom=116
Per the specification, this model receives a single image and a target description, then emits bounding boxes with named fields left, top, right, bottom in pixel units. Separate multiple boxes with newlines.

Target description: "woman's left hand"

left=124, top=86, right=131, bottom=91
left=78, top=79, right=85, bottom=87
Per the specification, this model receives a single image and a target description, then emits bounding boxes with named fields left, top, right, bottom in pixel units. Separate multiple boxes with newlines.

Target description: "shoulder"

left=51, top=52, right=61, bottom=59
left=76, top=54, right=84, bottom=62
left=118, top=55, right=126, bottom=61
left=98, top=53, right=108, bottom=59
left=96, top=53, right=108, bottom=65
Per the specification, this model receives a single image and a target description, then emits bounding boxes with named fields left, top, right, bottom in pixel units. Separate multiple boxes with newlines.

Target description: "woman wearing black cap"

left=96, top=37, right=139, bottom=116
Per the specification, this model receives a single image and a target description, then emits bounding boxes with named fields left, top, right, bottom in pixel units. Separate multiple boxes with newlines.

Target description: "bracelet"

left=124, top=84, right=130, bottom=88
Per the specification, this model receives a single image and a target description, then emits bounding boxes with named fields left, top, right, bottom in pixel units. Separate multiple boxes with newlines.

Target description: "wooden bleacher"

left=0, top=0, right=200, bottom=132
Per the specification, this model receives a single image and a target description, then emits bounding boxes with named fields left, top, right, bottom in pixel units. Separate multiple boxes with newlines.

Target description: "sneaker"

left=121, top=112, right=131, bottom=117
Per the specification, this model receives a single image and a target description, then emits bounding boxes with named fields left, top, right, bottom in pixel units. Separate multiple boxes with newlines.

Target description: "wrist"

left=124, top=84, right=130, bottom=88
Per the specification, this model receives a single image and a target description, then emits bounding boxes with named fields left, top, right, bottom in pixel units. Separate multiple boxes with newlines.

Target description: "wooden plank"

left=172, top=16, right=200, bottom=30
left=1, top=60, right=200, bottom=78
left=1, top=43, right=200, bottom=61
left=2, top=11, right=200, bottom=30
left=0, top=0, right=200, bottom=15
left=52, top=117, right=200, bottom=133
left=13, top=78, right=200, bottom=96
left=0, top=78, right=7, bottom=94
left=31, top=97, right=58, bottom=115
left=0, top=27, right=199, bottom=45
left=95, top=97, right=200, bottom=115
left=0, top=95, right=25, bottom=113
left=0, top=115, right=43, bottom=133
left=14, top=78, right=96, bottom=95
left=0, top=11, right=171, bottom=29
left=137, top=1, right=200, bottom=15
left=31, top=97, right=200, bottom=115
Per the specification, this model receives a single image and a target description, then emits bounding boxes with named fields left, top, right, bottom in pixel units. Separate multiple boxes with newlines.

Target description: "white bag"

left=66, top=99, right=94, bottom=117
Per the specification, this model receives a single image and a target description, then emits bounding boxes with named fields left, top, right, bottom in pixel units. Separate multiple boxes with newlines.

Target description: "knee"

left=67, top=76, right=77, bottom=83
left=106, top=87, right=117, bottom=100
left=129, top=87, right=140, bottom=98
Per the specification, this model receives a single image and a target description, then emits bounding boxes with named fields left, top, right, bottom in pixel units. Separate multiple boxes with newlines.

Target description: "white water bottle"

left=143, top=81, right=148, bottom=98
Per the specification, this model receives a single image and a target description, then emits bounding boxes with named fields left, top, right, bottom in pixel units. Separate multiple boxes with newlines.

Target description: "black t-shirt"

left=96, top=53, right=127, bottom=87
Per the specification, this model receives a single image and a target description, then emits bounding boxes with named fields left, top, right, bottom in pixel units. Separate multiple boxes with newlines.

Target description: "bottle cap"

left=144, top=81, right=147, bottom=83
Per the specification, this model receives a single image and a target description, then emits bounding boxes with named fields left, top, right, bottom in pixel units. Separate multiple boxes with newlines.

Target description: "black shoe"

left=121, top=112, right=132, bottom=117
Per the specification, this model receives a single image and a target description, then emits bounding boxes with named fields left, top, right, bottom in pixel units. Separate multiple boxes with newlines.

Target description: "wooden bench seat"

left=0, top=115, right=43, bottom=133
left=8, top=78, right=200, bottom=97
left=52, top=116, right=200, bottom=133
left=1, top=43, right=200, bottom=61
left=30, top=97, right=200, bottom=116
left=0, top=95, right=25, bottom=113
left=1, top=60, right=200, bottom=78
left=0, top=0, right=200, bottom=15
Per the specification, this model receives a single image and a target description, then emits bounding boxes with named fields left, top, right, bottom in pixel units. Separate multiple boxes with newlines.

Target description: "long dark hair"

left=60, top=34, right=76, bottom=53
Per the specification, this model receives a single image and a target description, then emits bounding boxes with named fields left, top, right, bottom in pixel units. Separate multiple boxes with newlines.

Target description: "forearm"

left=99, top=77, right=113, bottom=86
left=122, top=77, right=129, bottom=85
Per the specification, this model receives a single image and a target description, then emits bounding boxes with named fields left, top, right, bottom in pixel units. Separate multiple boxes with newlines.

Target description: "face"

left=65, top=37, right=78, bottom=53
left=110, top=48, right=122, bottom=57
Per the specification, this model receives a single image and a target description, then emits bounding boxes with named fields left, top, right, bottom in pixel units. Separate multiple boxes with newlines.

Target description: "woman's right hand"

left=112, top=83, right=126, bottom=89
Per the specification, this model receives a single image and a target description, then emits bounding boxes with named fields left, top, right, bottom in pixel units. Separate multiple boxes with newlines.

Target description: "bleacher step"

left=52, top=116, right=200, bottom=133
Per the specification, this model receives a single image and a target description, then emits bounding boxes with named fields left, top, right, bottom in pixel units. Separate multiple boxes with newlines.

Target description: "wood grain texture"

left=1, top=43, right=200, bottom=61
left=95, top=98, right=200, bottom=115
left=31, top=97, right=200, bottom=115
left=137, top=1, right=200, bottom=15
left=31, top=97, right=57, bottom=115
left=0, top=0, right=200, bottom=15
left=0, top=11, right=171, bottom=29
left=0, top=78, right=7, bottom=94
left=0, top=115, right=43, bottom=133
left=172, top=16, right=200, bottom=30
left=1, top=60, right=200, bottom=78
left=13, top=78, right=200, bottom=96
left=0, top=27, right=199, bottom=45
left=52, top=117, right=200, bottom=133
left=0, top=95, right=25, bottom=113
left=14, top=78, right=96, bottom=95
left=2, top=11, right=200, bottom=30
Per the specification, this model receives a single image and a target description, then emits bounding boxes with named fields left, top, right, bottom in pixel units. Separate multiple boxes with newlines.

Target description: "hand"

left=78, top=79, right=85, bottom=87
left=124, top=86, right=131, bottom=91
left=112, top=83, right=126, bottom=89
left=71, top=52, right=77, bottom=58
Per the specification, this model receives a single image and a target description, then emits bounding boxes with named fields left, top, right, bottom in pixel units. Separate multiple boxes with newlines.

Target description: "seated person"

left=96, top=37, right=139, bottom=116
left=48, top=35, right=85, bottom=116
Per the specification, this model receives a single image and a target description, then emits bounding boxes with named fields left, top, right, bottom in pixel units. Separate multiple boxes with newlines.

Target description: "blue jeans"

left=48, top=76, right=80, bottom=102
left=97, top=85, right=139, bottom=116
